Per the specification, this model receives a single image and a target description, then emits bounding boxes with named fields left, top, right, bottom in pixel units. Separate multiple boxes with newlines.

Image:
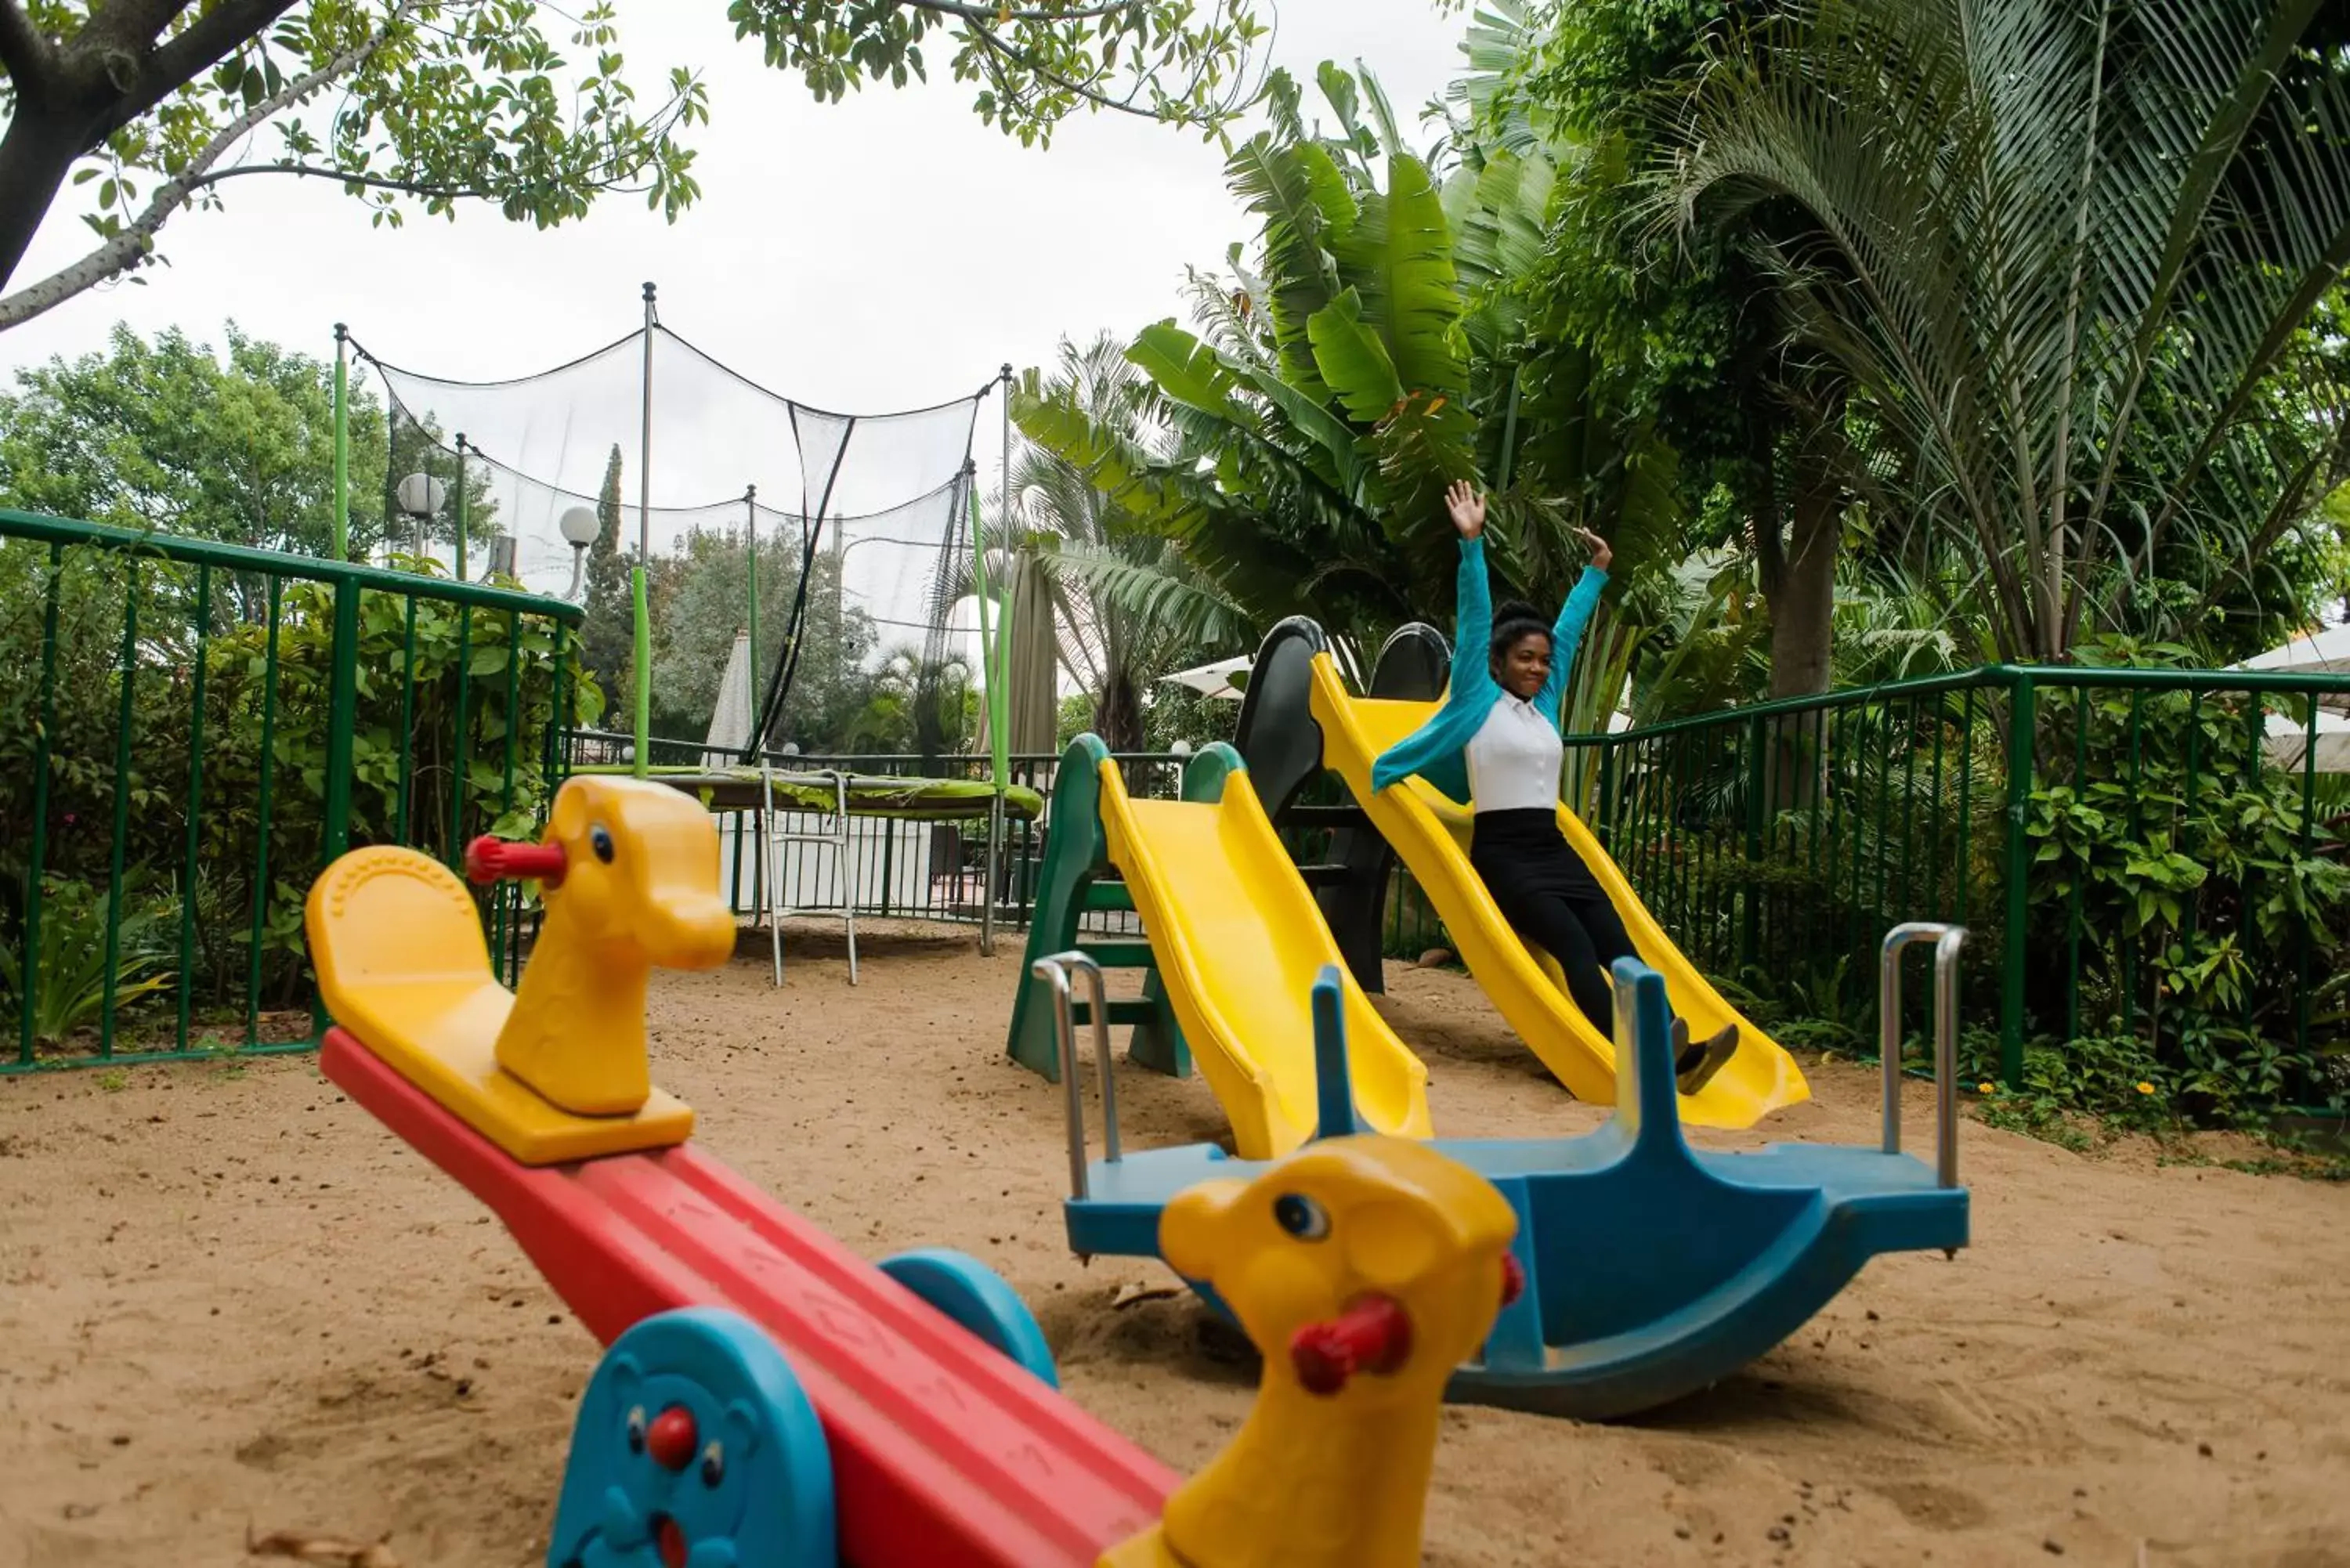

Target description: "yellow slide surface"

left=1307, top=654, right=1808, bottom=1129
left=1093, top=757, right=1434, bottom=1160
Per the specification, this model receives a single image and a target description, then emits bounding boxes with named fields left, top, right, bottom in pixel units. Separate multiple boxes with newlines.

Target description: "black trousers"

left=1469, top=807, right=1642, bottom=1035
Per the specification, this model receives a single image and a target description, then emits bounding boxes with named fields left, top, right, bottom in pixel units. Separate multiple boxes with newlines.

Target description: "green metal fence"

left=1559, top=665, right=2350, bottom=1114
left=10, top=523, right=2341, bottom=1124
left=0, top=511, right=586, bottom=1071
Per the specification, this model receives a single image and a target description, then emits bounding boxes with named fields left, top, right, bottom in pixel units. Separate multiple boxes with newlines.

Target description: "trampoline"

left=575, top=764, right=1043, bottom=822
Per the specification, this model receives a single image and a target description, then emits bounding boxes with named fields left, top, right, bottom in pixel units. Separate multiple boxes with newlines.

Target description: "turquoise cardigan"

left=1369, top=535, right=1607, bottom=803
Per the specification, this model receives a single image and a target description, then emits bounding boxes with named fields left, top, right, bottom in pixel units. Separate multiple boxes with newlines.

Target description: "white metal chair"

left=759, top=762, right=858, bottom=986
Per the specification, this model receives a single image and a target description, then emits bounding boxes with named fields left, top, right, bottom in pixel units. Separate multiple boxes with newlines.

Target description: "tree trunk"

left=1759, top=438, right=1841, bottom=812
left=1096, top=667, right=1145, bottom=754
left=0, top=109, right=85, bottom=294
left=1765, top=463, right=1838, bottom=700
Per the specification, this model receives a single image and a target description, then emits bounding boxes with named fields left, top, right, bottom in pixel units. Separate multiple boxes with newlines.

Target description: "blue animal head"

left=548, top=1308, right=834, bottom=1567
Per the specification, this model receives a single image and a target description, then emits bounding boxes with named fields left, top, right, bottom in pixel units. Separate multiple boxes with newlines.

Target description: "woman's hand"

left=1446, top=479, right=1487, bottom=540
left=1574, top=526, right=1613, bottom=571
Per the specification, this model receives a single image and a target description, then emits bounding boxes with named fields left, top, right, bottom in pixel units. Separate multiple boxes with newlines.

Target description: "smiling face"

left=1492, top=630, right=1552, bottom=701
left=549, top=1310, right=837, bottom=1568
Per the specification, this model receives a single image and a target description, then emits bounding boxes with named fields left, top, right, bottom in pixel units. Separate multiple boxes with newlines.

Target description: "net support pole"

left=985, top=367, right=1018, bottom=954
left=454, top=433, right=470, bottom=581
left=331, top=323, right=349, bottom=562
left=743, top=484, right=760, bottom=762
left=967, top=472, right=1000, bottom=951
left=633, top=281, right=656, bottom=779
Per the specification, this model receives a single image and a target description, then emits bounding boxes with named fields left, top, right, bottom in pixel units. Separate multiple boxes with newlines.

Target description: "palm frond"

left=1663, top=0, right=2350, bottom=661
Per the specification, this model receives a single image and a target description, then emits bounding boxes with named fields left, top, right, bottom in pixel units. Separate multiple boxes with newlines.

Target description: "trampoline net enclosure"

left=352, top=309, right=990, bottom=757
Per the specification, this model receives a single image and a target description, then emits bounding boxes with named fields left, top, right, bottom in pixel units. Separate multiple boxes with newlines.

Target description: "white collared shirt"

left=1465, top=693, right=1563, bottom=813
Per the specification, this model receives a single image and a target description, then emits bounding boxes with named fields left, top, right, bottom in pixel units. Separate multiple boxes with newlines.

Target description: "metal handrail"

left=1880, top=922, right=1967, bottom=1189
left=1031, top=951, right=1120, bottom=1203
left=0, top=508, right=585, bottom=620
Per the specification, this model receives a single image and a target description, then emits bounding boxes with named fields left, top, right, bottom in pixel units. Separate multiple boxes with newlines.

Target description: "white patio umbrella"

left=2239, top=623, right=2350, bottom=675
left=1161, top=654, right=1252, bottom=701
left=2263, top=710, right=2350, bottom=773
left=703, top=629, right=754, bottom=766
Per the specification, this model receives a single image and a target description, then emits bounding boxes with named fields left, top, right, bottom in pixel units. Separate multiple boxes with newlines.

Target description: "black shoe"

left=1676, top=1024, right=1740, bottom=1095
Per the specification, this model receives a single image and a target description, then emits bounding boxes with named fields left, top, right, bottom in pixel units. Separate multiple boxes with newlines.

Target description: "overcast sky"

left=0, top=0, right=1466, bottom=419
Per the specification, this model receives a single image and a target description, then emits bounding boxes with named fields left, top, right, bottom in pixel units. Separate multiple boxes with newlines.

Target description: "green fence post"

left=1741, top=710, right=1766, bottom=970
left=99, top=562, right=140, bottom=1059
left=454, top=435, right=471, bottom=582
left=1596, top=735, right=1618, bottom=854
left=332, top=325, right=349, bottom=563
left=2000, top=674, right=2036, bottom=1089
left=19, top=544, right=63, bottom=1066
left=321, top=580, right=362, bottom=863
left=177, top=565, right=212, bottom=1053
left=313, top=578, right=362, bottom=1035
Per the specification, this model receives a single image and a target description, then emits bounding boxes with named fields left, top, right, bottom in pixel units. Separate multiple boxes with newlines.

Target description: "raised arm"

left=1535, top=567, right=1607, bottom=713
left=1446, top=479, right=1493, bottom=697
left=1535, top=526, right=1614, bottom=716
left=1452, top=537, right=1494, bottom=692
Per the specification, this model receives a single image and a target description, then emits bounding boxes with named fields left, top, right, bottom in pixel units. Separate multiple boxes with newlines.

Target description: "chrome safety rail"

left=1879, top=922, right=1966, bottom=1190
left=1030, top=951, right=1122, bottom=1203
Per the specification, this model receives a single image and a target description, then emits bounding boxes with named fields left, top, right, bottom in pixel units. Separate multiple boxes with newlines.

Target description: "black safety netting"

left=348, top=313, right=991, bottom=757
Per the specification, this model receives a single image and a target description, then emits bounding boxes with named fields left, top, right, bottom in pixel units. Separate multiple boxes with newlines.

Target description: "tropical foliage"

left=0, top=321, right=396, bottom=561
left=1003, top=333, right=1246, bottom=751
left=1017, top=54, right=1696, bottom=732
left=1659, top=0, right=2350, bottom=663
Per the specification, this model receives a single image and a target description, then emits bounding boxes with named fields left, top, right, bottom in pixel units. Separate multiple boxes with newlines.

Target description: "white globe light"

left=396, top=471, right=447, bottom=516
left=1170, top=739, right=1194, bottom=756
left=559, top=504, right=601, bottom=547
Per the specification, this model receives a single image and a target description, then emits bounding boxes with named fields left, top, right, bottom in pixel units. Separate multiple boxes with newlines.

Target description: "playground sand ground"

left=2, top=924, right=2347, bottom=1568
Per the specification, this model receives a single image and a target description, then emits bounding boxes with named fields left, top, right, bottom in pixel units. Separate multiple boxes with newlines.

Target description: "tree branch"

left=183, top=160, right=524, bottom=201
left=903, top=0, right=1139, bottom=22
left=0, top=0, right=56, bottom=100
left=0, top=9, right=387, bottom=332
left=89, top=0, right=306, bottom=146
left=964, top=6, right=1260, bottom=125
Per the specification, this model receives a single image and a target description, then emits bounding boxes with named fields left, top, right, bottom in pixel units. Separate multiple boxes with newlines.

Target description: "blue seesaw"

left=1035, top=924, right=1972, bottom=1419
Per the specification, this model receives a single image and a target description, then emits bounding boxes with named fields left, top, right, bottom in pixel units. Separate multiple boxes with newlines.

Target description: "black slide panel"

left=1234, top=619, right=1451, bottom=994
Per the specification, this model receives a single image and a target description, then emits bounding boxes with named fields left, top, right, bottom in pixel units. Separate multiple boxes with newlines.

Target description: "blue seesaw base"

left=1063, top=959, right=1969, bottom=1421
left=877, top=1246, right=1061, bottom=1389
left=550, top=1306, right=837, bottom=1567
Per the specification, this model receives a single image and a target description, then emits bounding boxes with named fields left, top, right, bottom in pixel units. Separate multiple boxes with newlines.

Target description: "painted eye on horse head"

left=1272, top=1192, right=1331, bottom=1241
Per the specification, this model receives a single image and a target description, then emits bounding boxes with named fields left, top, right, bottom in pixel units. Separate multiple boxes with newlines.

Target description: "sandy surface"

left=2, top=922, right=2347, bottom=1568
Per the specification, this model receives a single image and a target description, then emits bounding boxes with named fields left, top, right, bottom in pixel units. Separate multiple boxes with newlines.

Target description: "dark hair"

left=1489, top=601, right=1551, bottom=670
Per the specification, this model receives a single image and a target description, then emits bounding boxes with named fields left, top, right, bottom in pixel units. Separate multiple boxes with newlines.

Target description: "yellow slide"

left=1307, top=653, right=1808, bottom=1129
left=1092, top=756, right=1434, bottom=1160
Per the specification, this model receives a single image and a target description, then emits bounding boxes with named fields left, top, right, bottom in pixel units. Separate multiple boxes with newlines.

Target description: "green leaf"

left=1305, top=287, right=1404, bottom=422
left=1127, top=321, right=1237, bottom=414
left=1223, top=132, right=1353, bottom=401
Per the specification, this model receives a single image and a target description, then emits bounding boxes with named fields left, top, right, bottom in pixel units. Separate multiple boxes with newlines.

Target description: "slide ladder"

left=1007, top=737, right=1432, bottom=1160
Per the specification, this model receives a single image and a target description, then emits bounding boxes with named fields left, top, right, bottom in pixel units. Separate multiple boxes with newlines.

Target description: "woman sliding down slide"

left=1372, top=480, right=1739, bottom=1095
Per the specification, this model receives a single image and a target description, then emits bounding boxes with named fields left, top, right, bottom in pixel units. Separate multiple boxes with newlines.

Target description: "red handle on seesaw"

left=465, top=835, right=569, bottom=888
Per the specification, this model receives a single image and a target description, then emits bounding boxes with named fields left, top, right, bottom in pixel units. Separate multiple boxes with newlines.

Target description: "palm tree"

left=1007, top=334, right=1250, bottom=752
left=1018, top=57, right=1692, bottom=717
left=1662, top=0, right=2350, bottom=663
